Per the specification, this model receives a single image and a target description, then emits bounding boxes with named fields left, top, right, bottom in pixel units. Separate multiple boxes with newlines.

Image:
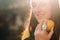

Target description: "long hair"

left=50, top=0, right=60, bottom=40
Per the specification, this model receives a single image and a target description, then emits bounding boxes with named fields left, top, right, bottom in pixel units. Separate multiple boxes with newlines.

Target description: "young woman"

left=29, top=0, right=60, bottom=40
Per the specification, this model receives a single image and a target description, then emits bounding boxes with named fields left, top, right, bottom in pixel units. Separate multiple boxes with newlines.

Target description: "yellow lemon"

left=47, top=20, right=55, bottom=30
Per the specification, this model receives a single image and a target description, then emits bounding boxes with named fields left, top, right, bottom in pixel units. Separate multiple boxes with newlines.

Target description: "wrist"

left=35, top=35, right=50, bottom=40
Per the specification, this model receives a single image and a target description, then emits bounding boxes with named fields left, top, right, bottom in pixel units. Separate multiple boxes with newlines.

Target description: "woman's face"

left=32, top=0, right=52, bottom=22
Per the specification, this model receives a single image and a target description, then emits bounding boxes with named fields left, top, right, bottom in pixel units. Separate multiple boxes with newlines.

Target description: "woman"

left=29, top=0, right=60, bottom=40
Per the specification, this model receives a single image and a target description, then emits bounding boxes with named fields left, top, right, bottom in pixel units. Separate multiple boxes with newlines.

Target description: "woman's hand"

left=34, top=20, right=54, bottom=40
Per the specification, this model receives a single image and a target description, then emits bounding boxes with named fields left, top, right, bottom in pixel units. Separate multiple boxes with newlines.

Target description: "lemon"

left=47, top=20, right=55, bottom=30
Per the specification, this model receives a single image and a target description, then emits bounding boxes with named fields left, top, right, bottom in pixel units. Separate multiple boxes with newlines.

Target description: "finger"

left=35, top=20, right=44, bottom=31
left=34, top=20, right=44, bottom=35
left=48, top=27, right=54, bottom=39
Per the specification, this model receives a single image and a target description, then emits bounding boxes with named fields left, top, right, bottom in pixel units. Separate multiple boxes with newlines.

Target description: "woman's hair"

left=50, top=0, right=60, bottom=40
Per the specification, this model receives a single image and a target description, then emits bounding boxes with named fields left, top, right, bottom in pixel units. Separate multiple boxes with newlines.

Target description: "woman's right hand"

left=34, top=20, right=54, bottom=40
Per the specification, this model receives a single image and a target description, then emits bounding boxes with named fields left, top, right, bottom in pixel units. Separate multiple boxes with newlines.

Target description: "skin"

left=34, top=20, right=54, bottom=40
left=32, top=0, right=51, bottom=22
left=32, top=0, right=54, bottom=40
